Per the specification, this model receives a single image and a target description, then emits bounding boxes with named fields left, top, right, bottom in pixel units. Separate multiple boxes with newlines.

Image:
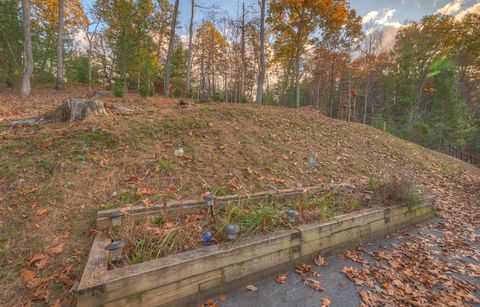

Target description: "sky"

left=80, top=0, right=480, bottom=48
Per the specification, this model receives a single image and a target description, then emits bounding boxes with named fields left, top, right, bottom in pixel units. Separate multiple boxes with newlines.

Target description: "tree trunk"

left=21, top=0, right=33, bottom=97
left=240, top=2, right=246, bottom=100
left=185, top=0, right=195, bottom=96
left=255, top=0, right=266, bottom=105
left=363, top=75, right=369, bottom=124
left=163, top=0, right=180, bottom=96
left=347, top=72, right=352, bottom=122
left=295, top=47, right=301, bottom=108
left=328, top=54, right=336, bottom=117
left=56, top=0, right=64, bottom=90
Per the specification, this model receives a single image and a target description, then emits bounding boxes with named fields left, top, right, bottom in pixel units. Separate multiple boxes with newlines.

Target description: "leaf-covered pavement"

left=205, top=170, right=480, bottom=306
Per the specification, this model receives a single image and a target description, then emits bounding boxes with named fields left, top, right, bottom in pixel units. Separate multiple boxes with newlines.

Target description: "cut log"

left=8, top=118, right=44, bottom=127
left=111, top=103, right=133, bottom=114
left=8, top=99, right=108, bottom=126
left=59, top=99, right=108, bottom=122
left=88, top=90, right=114, bottom=98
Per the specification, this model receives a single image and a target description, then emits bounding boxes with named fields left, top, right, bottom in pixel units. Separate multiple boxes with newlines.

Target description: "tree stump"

left=58, top=99, right=108, bottom=122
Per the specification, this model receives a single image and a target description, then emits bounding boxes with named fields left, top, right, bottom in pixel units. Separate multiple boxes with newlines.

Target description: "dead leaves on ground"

left=28, top=253, right=49, bottom=269
left=321, top=297, right=331, bottom=307
left=45, top=243, right=65, bottom=256
left=314, top=255, right=329, bottom=267
left=295, top=263, right=324, bottom=292
left=21, top=242, right=72, bottom=305
left=275, top=273, right=288, bottom=284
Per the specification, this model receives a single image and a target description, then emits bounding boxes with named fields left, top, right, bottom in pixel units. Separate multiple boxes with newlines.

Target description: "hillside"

left=1, top=88, right=479, bottom=305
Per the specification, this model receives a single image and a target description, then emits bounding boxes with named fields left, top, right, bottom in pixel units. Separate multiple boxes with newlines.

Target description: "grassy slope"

left=0, top=92, right=478, bottom=304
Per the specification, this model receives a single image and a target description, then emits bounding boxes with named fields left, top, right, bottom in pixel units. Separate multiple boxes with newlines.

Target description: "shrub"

left=139, top=86, right=152, bottom=97
left=173, top=88, right=181, bottom=98
left=113, top=82, right=124, bottom=97
left=373, top=176, right=421, bottom=206
left=213, top=91, right=223, bottom=102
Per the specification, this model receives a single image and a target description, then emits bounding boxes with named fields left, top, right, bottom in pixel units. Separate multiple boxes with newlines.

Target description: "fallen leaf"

left=21, top=268, right=44, bottom=288
left=45, top=243, right=64, bottom=255
left=295, top=263, right=313, bottom=273
left=314, top=255, right=329, bottom=267
left=35, top=208, right=50, bottom=216
left=202, top=298, right=217, bottom=307
left=21, top=268, right=36, bottom=284
left=51, top=299, right=61, bottom=307
left=245, top=284, right=258, bottom=292
left=28, top=253, right=49, bottom=269
left=136, top=187, right=154, bottom=196
left=275, top=273, right=288, bottom=284
left=218, top=294, right=227, bottom=301
left=31, top=287, right=51, bottom=303
left=58, top=273, right=76, bottom=286
left=321, top=297, right=331, bottom=307
left=123, top=175, right=140, bottom=183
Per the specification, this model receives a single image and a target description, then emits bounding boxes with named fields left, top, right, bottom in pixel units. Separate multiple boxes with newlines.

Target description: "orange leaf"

left=136, top=187, right=154, bottom=196
left=321, top=297, right=331, bottom=307
left=51, top=299, right=62, bottom=307
left=28, top=253, right=49, bottom=269
left=314, top=255, right=329, bottom=267
left=218, top=294, right=227, bottom=301
left=36, top=208, right=50, bottom=216
left=21, top=268, right=36, bottom=284
left=275, top=273, right=288, bottom=284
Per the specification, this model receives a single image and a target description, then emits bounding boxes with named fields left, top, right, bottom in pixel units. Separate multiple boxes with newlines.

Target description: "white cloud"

left=74, top=29, right=88, bottom=50
left=435, top=0, right=464, bottom=15
left=362, top=11, right=379, bottom=24
left=376, top=9, right=396, bottom=25
left=456, top=2, right=480, bottom=19
left=380, top=22, right=403, bottom=51
left=362, top=8, right=402, bottom=51
left=362, top=8, right=397, bottom=26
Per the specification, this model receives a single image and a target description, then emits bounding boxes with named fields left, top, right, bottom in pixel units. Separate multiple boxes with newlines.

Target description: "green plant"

left=173, top=88, right=181, bottom=98
left=139, top=86, right=149, bottom=97
left=131, top=239, right=148, bottom=264
left=367, top=176, right=379, bottom=190
left=210, top=185, right=231, bottom=197
left=213, top=91, right=223, bottom=102
left=153, top=214, right=165, bottom=226
left=113, top=82, right=124, bottom=97
left=158, top=159, right=174, bottom=173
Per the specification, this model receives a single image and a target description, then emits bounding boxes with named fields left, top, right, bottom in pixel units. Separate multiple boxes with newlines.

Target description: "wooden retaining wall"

left=96, top=186, right=323, bottom=230
left=78, top=196, right=435, bottom=307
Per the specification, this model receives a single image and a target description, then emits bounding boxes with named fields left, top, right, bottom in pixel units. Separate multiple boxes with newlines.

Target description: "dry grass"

left=110, top=188, right=364, bottom=266
left=0, top=85, right=478, bottom=305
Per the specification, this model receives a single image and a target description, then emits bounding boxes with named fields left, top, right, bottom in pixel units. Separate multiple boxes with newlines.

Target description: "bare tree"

left=185, top=0, right=195, bottom=96
left=240, top=2, right=246, bottom=100
left=56, top=0, right=64, bottom=90
left=163, top=0, right=180, bottom=96
left=362, top=30, right=382, bottom=124
left=84, top=21, right=100, bottom=93
left=21, top=0, right=33, bottom=97
left=255, top=0, right=266, bottom=105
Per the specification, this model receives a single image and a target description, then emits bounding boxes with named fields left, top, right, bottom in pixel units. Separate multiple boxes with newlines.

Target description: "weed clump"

left=372, top=176, right=421, bottom=206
